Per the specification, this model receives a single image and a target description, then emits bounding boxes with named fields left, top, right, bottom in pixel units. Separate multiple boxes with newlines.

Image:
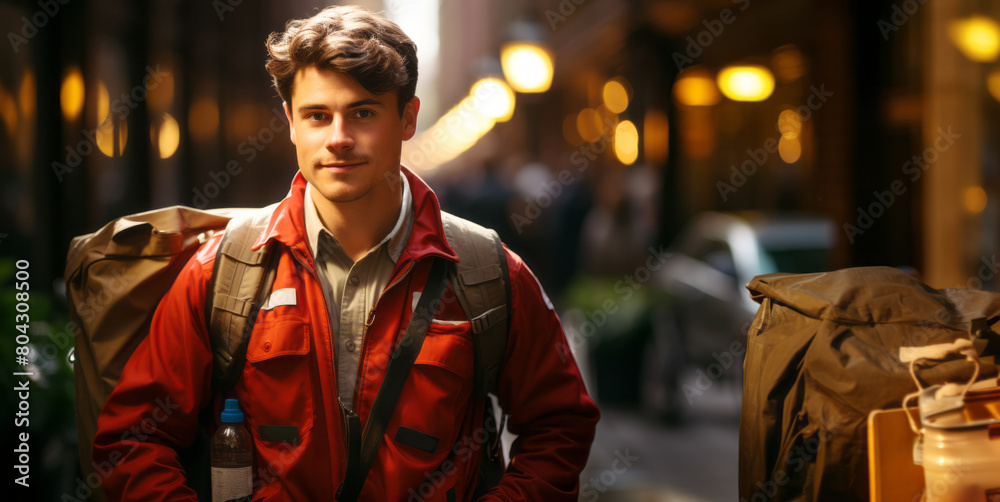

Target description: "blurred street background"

left=5, top=0, right=1000, bottom=500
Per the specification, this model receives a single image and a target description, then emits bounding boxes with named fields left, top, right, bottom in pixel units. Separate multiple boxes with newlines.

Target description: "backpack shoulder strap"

left=440, top=211, right=511, bottom=398
left=206, top=204, right=280, bottom=393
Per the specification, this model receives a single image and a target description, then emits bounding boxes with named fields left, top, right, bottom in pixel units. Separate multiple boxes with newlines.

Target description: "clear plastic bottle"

left=211, top=399, right=253, bottom=502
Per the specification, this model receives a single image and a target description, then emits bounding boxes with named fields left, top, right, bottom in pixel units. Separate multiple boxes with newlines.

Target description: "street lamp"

left=716, top=65, right=775, bottom=102
left=949, top=15, right=1000, bottom=62
left=500, top=21, right=554, bottom=93
left=471, top=77, right=516, bottom=122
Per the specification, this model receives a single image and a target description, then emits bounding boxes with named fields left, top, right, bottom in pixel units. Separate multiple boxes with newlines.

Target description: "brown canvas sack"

left=740, top=266, right=1000, bottom=501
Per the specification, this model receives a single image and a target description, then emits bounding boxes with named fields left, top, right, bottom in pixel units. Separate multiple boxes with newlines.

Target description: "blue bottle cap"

left=220, top=398, right=244, bottom=423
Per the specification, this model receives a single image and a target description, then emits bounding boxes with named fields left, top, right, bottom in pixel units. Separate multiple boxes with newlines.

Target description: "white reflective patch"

left=411, top=291, right=422, bottom=312
left=532, top=274, right=555, bottom=311
left=414, top=291, right=469, bottom=325
left=432, top=319, right=469, bottom=326
left=262, top=288, right=297, bottom=310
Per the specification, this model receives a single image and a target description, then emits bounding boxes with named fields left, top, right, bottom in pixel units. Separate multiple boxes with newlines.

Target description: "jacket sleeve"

left=91, top=248, right=216, bottom=501
left=480, top=248, right=600, bottom=502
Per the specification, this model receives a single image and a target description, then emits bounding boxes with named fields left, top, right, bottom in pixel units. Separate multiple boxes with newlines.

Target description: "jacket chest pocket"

left=391, top=322, right=474, bottom=455
left=241, top=316, right=315, bottom=444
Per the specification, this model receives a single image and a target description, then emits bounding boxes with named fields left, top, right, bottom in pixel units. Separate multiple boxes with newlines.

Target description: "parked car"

left=641, top=211, right=834, bottom=422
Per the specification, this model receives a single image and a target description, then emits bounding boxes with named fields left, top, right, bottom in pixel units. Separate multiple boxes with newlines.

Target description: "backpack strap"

left=440, top=212, right=511, bottom=398
left=336, top=258, right=451, bottom=502
left=206, top=204, right=279, bottom=393
left=440, top=212, right=512, bottom=496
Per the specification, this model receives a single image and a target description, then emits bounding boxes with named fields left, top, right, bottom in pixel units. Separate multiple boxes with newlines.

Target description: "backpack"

left=65, top=204, right=510, bottom=502
left=739, top=266, right=1000, bottom=502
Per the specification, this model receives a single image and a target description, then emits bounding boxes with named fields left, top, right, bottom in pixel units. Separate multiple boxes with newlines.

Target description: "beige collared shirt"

left=303, top=174, right=414, bottom=410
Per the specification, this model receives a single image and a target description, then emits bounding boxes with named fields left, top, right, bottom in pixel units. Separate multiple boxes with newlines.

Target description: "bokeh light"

left=500, top=42, right=554, bottom=93
left=61, top=66, right=85, bottom=122
left=716, top=65, right=775, bottom=102
left=614, top=119, right=639, bottom=165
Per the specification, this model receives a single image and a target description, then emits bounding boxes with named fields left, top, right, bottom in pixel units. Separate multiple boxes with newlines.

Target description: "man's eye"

left=355, top=109, right=374, bottom=119
left=307, top=112, right=326, bottom=121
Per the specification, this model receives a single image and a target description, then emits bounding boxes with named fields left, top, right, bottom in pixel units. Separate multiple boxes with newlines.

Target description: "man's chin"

left=313, top=183, right=371, bottom=204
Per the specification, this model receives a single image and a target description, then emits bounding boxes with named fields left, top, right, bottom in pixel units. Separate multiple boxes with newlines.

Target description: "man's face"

left=284, top=66, right=418, bottom=205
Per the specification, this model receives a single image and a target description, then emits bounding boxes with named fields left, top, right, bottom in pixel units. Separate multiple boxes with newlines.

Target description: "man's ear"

left=401, top=97, right=420, bottom=141
left=283, top=101, right=296, bottom=145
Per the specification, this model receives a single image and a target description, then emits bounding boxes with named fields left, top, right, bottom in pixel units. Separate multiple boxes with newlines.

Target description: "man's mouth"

left=320, top=161, right=366, bottom=173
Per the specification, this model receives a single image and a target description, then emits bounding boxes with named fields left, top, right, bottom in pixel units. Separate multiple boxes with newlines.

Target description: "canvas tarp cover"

left=739, top=266, right=999, bottom=501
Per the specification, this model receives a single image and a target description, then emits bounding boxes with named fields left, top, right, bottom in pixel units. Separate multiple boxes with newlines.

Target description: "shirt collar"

left=303, top=173, right=413, bottom=264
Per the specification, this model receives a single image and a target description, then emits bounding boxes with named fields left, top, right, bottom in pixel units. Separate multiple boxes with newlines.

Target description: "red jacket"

left=93, top=168, right=599, bottom=501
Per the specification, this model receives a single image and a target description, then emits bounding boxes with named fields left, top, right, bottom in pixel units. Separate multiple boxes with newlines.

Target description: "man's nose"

left=325, top=116, right=354, bottom=151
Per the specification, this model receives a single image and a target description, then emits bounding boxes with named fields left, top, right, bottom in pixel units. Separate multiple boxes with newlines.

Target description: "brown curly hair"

left=265, top=5, right=418, bottom=115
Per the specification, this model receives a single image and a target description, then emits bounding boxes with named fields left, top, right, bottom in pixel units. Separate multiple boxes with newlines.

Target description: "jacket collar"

left=252, top=166, right=459, bottom=265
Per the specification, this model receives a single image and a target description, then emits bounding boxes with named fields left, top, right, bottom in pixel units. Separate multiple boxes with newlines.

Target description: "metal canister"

left=913, top=384, right=1000, bottom=502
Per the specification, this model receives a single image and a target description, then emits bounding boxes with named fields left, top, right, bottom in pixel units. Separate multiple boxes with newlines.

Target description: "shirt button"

left=350, top=276, right=360, bottom=286
left=346, top=340, right=357, bottom=352
left=263, top=341, right=272, bottom=352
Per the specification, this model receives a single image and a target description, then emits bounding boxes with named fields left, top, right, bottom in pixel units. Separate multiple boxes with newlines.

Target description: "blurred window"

left=692, top=239, right=737, bottom=277
left=760, top=247, right=831, bottom=274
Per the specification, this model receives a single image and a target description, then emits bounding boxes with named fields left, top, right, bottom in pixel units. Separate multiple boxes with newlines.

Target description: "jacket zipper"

left=352, top=259, right=416, bottom=411
left=286, top=246, right=346, bottom=495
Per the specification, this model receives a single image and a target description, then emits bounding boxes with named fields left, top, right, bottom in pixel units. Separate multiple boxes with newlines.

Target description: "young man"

left=93, top=5, right=599, bottom=501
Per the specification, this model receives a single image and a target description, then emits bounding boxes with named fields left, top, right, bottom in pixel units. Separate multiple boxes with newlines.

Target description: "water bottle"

left=211, top=399, right=253, bottom=502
